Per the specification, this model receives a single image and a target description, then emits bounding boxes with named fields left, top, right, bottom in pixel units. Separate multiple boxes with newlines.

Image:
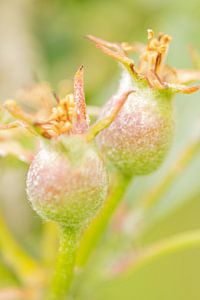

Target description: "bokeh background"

left=1, top=0, right=200, bottom=299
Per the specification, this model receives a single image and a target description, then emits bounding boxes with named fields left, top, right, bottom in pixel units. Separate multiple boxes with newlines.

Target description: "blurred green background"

left=1, top=0, right=200, bottom=299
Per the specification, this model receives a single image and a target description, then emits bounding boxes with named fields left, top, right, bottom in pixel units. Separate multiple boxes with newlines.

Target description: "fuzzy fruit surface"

left=26, top=136, right=108, bottom=228
left=97, top=76, right=174, bottom=176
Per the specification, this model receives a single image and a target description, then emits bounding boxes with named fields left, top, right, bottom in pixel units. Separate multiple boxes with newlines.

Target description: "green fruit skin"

left=96, top=77, right=174, bottom=176
left=26, top=137, right=108, bottom=228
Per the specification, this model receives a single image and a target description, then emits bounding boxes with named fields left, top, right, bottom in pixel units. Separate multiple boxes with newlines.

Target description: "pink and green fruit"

left=96, top=76, right=174, bottom=176
left=26, top=136, right=108, bottom=228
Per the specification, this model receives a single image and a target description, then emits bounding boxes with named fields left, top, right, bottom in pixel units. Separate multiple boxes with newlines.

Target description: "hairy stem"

left=77, top=172, right=132, bottom=267
left=0, top=212, right=44, bottom=286
left=47, top=226, right=80, bottom=300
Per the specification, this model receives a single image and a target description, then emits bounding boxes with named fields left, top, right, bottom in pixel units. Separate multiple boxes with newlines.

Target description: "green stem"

left=77, top=172, right=132, bottom=267
left=0, top=212, right=44, bottom=286
left=47, top=226, right=80, bottom=300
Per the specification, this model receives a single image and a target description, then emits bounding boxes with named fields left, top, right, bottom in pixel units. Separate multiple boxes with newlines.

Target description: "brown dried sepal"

left=87, top=29, right=200, bottom=94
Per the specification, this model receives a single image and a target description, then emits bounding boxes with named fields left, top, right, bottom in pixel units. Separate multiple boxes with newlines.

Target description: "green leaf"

left=89, top=229, right=200, bottom=300
left=140, top=193, right=200, bottom=245
left=0, top=258, right=19, bottom=288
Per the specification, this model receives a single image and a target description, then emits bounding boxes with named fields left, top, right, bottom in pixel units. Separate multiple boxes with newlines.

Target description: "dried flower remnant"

left=2, top=67, right=87, bottom=139
left=87, top=30, right=200, bottom=176
left=88, top=29, right=200, bottom=92
left=0, top=66, right=132, bottom=228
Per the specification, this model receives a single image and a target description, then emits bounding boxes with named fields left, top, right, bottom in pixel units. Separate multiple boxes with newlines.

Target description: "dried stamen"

left=87, top=29, right=200, bottom=93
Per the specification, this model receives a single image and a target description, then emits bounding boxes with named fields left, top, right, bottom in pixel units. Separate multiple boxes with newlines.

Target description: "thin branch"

left=140, top=136, right=200, bottom=210
left=0, top=212, right=44, bottom=286
left=114, top=229, right=200, bottom=276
